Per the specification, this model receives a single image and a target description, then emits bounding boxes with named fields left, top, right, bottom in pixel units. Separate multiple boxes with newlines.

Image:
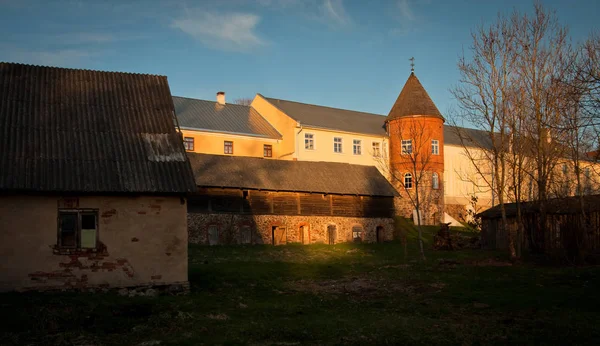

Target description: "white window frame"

left=334, top=137, right=343, bottom=153
left=404, top=173, right=413, bottom=189
left=432, top=172, right=439, bottom=189
left=401, top=139, right=412, bottom=155
left=304, top=133, right=315, bottom=150
left=431, top=139, right=439, bottom=155
left=353, top=139, right=362, bottom=155
left=372, top=142, right=381, bottom=157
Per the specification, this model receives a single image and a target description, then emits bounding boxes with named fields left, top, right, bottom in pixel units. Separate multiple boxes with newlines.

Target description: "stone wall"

left=0, top=195, right=188, bottom=292
left=391, top=174, right=444, bottom=225
left=188, top=213, right=394, bottom=245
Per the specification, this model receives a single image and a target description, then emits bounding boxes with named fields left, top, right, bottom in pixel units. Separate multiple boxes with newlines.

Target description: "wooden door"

left=376, top=226, right=384, bottom=243
left=273, top=227, right=287, bottom=245
left=301, top=226, right=310, bottom=245
left=327, top=225, right=336, bottom=245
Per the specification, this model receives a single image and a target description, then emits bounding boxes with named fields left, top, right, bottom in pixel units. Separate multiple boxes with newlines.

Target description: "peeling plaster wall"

left=188, top=213, right=394, bottom=245
left=0, top=195, right=188, bottom=292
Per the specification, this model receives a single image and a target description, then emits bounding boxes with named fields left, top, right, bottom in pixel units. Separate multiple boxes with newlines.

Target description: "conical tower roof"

left=387, top=72, right=444, bottom=121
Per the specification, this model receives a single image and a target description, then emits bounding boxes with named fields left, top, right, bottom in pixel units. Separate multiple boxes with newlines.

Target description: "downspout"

left=295, top=122, right=303, bottom=160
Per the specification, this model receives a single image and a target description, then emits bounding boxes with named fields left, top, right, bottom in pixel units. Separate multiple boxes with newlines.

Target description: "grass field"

left=1, top=225, right=599, bottom=345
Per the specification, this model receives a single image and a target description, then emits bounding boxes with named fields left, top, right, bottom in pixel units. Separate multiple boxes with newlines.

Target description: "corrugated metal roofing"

left=388, top=73, right=444, bottom=121
left=173, top=96, right=282, bottom=139
left=187, top=153, right=399, bottom=197
left=0, top=62, right=197, bottom=193
left=263, top=96, right=388, bottom=136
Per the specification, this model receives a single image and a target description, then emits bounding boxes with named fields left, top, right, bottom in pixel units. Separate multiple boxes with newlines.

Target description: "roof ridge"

left=172, top=95, right=250, bottom=108
left=0, top=61, right=167, bottom=78
left=264, top=96, right=386, bottom=118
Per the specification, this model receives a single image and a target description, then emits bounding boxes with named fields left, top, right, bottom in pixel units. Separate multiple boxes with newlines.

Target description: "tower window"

left=404, top=173, right=413, bottom=189
left=431, top=139, right=439, bottom=155
left=401, top=139, right=412, bottom=155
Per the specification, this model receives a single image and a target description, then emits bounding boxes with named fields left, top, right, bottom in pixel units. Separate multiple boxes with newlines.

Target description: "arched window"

left=352, top=226, right=363, bottom=242
left=404, top=173, right=413, bottom=189
left=432, top=172, right=439, bottom=189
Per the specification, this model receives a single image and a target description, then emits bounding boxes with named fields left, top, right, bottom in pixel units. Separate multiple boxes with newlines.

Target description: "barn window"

left=58, top=210, right=98, bottom=249
left=208, top=224, right=219, bottom=245
left=352, top=226, right=363, bottom=242
left=432, top=172, right=439, bottom=189
left=240, top=225, right=251, bottom=244
left=183, top=137, right=194, bottom=151
left=404, top=173, right=413, bottom=189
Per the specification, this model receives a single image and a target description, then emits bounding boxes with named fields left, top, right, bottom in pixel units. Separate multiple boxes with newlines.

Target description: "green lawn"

left=1, top=225, right=600, bottom=345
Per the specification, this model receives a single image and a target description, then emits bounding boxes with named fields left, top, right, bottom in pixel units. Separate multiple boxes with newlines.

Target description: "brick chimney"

left=216, top=91, right=225, bottom=105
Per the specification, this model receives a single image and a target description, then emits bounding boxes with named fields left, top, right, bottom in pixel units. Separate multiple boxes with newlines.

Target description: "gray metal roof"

left=188, top=153, right=399, bottom=197
left=444, top=125, right=494, bottom=149
left=173, top=96, right=281, bottom=139
left=263, top=96, right=388, bottom=136
left=0, top=63, right=197, bottom=194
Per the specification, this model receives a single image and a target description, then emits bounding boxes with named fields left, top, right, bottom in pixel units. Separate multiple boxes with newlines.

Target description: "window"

left=431, top=139, right=439, bottom=155
left=401, top=139, right=412, bottom=155
left=305, top=133, right=315, bottom=150
left=352, top=226, right=363, bottom=242
left=353, top=139, right=362, bottom=155
left=183, top=137, right=194, bottom=151
left=58, top=210, right=98, bottom=249
left=432, top=172, right=439, bottom=189
left=263, top=144, right=272, bottom=157
left=404, top=173, right=413, bottom=189
left=334, top=137, right=343, bottom=153
left=372, top=142, right=381, bottom=157
left=224, top=141, right=233, bottom=154
left=240, top=225, right=251, bottom=244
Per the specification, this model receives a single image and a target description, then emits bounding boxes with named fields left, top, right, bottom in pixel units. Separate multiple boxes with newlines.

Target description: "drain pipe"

left=295, top=122, right=303, bottom=160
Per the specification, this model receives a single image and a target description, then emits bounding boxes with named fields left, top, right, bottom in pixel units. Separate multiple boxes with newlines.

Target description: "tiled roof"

left=173, top=96, right=281, bottom=139
left=263, top=96, right=387, bottom=136
left=187, top=153, right=399, bottom=197
left=0, top=62, right=196, bottom=193
left=387, top=73, right=444, bottom=121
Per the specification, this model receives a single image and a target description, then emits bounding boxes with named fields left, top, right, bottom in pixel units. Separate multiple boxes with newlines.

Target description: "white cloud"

left=320, top=0, right=351, bottom=27
left=391, top=0, right=424, bottom=36
left=398, top=0, right=415, bottom=21
left=172, top=10, right=267, bottom=52
left=53, top=32, right=149, bottom=45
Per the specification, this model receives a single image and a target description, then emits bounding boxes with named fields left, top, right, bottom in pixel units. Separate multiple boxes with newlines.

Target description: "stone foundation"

left=188, top=213, right=394, bottom=245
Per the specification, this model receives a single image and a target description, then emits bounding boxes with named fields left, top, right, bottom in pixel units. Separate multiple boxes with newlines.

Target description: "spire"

left=409, top=57, right=415, bottom=74
left=387, top=72, right=444, bottom=121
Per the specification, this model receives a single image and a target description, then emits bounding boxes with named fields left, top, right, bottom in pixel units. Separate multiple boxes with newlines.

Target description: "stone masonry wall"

left=188, top=213, right=394, bottom=245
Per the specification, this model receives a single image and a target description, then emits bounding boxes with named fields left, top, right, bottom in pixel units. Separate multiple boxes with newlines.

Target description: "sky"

left=1, top=0, right=598, bottom=117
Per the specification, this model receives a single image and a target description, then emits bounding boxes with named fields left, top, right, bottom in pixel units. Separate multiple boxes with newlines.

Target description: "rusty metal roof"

left=387, top=73, right=444, bottom=121
left=0, top=62, right=196, bottom=193
left=173, top=96, right=282, bottom=139
left=187, top=153, right=399, bottom=197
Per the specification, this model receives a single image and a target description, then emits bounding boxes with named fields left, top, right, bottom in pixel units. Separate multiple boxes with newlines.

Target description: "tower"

left=386, top=71, right=445, bottom=224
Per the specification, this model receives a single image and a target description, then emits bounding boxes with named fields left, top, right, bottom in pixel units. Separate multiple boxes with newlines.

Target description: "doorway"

left=300, top=225, right=310, bottom=245
left=327, top=225, right=336, bottom=245
left=272, top=226, right=287, bottom=246
left=376, top=226, right=384, bottom=243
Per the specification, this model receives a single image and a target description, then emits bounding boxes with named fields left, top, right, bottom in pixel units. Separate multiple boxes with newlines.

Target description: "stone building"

left=186, top=153, right=398, bottom=245
left=0, top=63, right=197, bottom=292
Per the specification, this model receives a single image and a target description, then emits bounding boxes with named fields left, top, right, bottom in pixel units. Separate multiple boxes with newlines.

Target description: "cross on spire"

left=409, top=57, right=415, bottom=73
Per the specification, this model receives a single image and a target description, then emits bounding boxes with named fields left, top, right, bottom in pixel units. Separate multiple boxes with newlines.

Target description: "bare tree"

left=233, top=98, right=253, bottom=106
left=450, top=10, right=518, bottom=259
left=384, top=119, right=442, bottom=261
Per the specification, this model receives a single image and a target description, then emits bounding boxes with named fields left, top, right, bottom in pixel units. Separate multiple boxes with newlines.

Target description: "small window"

left=432, top=172, right=439, bottom=189
left=240, top=225, right=251, bottom=244
left=334, top=137, right=343, bottom=153
left=58, top=210, right=98, bottom=249
left=264, top=144, right=272, bottom=157
left=224, top=141, right=233, bottom=155
left=208, top=225, right=219, bottom=245
left=183, top=137, right=194, bottom=151
left=372, top=142, right=381, bottom=157
left=352, top=226, right=363, bottom=242
left=305, top=133, right=315, bottom=150
left=401, top=139, right=412, bottom=155
left=404, top=173, right=413, bottom=189
left=431, top=139, right=439, bottom=155
left=353, top=139, right=362, bottom=155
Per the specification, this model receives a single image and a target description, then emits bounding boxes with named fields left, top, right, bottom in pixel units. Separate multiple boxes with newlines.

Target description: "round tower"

left=386, top=72, right=445, bottom=224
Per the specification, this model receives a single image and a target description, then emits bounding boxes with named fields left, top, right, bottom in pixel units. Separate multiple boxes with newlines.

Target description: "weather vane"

left=409, top=57, right=415, bottom=73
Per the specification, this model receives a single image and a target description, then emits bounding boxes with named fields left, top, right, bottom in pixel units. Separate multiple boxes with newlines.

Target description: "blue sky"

left=1, top=0, right=598, bottom=116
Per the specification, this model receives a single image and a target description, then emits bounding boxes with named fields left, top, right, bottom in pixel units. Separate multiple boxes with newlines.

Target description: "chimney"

left=216, top=91, right=225, bottom=105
